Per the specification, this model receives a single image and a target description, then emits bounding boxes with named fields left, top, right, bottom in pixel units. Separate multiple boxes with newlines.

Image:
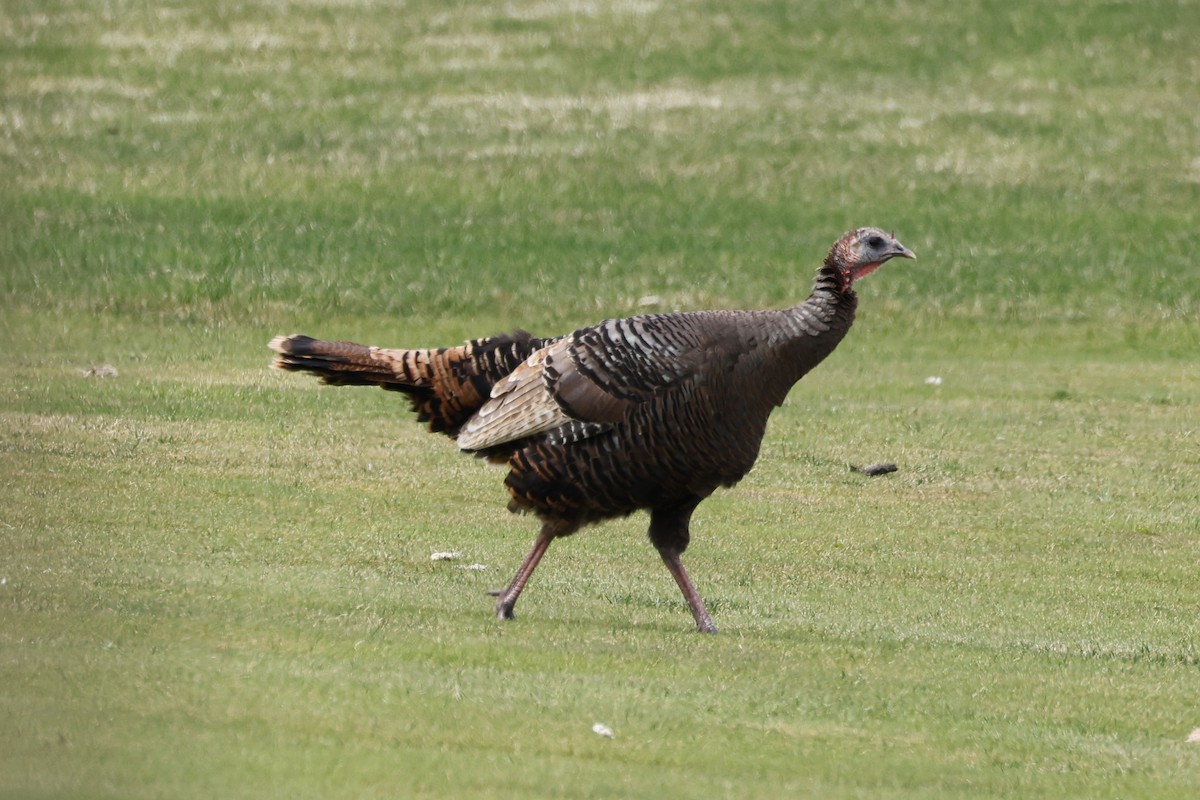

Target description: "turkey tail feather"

left=268, top=331, right=548, bottom=437
left=269, top=334, right=422, bottom=388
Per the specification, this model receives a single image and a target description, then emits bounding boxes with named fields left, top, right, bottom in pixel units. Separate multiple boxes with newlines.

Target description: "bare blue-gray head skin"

left=824, top=227, right=917, bottom=288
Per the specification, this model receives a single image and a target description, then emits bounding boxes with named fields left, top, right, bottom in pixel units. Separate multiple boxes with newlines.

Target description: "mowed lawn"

left=2, top=1, right=1198, bottom=798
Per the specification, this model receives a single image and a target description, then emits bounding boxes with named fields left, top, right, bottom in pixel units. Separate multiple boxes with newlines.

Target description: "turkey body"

left=269, top=227, right=914, bottom=632
left=501, top=307, right=851, bottom=526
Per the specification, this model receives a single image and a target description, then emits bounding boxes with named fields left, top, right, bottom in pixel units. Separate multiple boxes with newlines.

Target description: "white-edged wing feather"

left=456, top=340, right=572, bottom=450
left=456, top=311, right=741, bottom=452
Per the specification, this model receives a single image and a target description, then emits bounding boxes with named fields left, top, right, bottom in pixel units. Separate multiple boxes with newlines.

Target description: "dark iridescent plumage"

left=269, top=227, right=915, bottom=632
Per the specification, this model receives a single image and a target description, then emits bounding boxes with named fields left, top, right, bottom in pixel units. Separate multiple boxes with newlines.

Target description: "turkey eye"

left=867, top=235, right=885, bottom=249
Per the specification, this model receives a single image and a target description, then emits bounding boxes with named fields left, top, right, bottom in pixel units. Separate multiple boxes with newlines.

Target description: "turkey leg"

left=495, top=524, right=556, bottom=620
left=658, top=547, right=718, bottom=634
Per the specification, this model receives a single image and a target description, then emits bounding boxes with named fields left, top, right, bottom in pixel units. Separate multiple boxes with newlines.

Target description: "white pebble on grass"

left=83, top=364, right=119, bottom=378
left=592, top=722, right=614, bottom=738
left=430, top=551, right=460, bottom=561
left=1187, top=728, right=1200, bottom=744
left=924, top=376, right=943, bottom=386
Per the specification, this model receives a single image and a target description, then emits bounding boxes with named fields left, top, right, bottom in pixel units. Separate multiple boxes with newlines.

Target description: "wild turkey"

left=269, top=227, right=915, bottom=633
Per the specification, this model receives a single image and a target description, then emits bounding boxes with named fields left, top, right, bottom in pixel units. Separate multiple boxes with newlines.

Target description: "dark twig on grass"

left=849, top=462, right=899, bottom=476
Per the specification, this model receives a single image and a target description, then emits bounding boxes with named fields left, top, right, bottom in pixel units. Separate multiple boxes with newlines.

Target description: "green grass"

left=2, top=1, right=1199, bottom=797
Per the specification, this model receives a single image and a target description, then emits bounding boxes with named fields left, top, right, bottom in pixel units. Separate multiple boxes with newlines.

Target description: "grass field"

left=2, top=0, right=1199, bottom=797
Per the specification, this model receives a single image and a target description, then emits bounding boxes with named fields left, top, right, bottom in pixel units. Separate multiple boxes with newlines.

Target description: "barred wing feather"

left=456, top=312, right=737, bottom=451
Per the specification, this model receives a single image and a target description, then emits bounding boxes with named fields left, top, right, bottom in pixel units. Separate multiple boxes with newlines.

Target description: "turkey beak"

left=890, top=242, right=916, bottom=262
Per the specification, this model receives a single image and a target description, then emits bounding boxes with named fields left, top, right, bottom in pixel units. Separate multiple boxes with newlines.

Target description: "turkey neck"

left=751, top=263, right=858, bottom=405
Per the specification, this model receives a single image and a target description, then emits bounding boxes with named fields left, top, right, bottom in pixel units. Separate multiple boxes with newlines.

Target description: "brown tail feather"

left=268, top=331, right=549, bottom=437
left=268, top=334, right=419, bottom=388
